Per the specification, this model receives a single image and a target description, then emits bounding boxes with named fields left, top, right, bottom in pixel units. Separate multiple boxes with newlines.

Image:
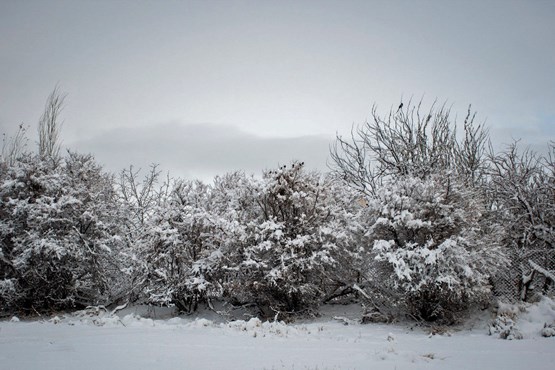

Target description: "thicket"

left=1, top=93, right=553, bottom=324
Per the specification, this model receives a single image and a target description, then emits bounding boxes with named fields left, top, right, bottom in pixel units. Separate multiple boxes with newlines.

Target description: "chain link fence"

left=492, top=249, right=555, bottom=303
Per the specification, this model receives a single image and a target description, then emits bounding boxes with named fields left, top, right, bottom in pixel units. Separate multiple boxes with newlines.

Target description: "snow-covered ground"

left=1, top=300, right=554, bottom=370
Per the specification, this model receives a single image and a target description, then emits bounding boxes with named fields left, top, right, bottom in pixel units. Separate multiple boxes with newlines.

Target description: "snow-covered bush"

left=489, top=314, right=523, bottom=340
left=488, top=301, right=525, bottom=339
left=222, top=162, right=360, bottom=317
left=541, top=322, right=555, bottom=337
left=136, top=179, right=229, bottom=312
left=0, top=153, right=124, bottom=312
left=365, top=174, right=506, bottom=322
left=329, top=101, right=513, bottom=322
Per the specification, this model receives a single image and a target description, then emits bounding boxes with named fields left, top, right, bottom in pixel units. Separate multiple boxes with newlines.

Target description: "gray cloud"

left=2, top=0, right=554, bottom=175
left=68, top=122, right=332, bottom=181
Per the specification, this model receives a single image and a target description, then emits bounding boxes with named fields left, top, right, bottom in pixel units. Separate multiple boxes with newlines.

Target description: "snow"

left=1, top=304, right=554, bottom=370
left=517, top=297, right=555, bottom=335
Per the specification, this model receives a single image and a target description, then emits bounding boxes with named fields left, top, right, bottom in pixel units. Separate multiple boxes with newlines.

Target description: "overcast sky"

left=1, top=0, right=554, bottom=180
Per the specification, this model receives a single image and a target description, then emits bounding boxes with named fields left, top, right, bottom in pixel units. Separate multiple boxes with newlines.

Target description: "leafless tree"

left=118, top=164, right=170, bottom=230
left=488, top=141, right=555, bottom=300
left=489, top=142, right=553, bottom=249
left=330, top=99, right=488, bottom=196
left=1, top=123, right=29, bottom=165
left=38, top=86, right=66, bottom=161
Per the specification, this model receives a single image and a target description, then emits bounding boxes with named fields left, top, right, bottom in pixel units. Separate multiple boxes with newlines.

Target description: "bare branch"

left=1, top=123, right=29, bottom=165
left=329, top=99, right=488, bottom=195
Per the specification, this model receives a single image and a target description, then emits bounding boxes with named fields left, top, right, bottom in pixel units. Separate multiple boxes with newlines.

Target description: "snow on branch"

left=529, top=260, right=555, bottom=282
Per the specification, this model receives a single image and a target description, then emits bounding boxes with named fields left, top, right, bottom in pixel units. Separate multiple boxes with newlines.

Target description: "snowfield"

left=1, top=301, right=554, bottom=370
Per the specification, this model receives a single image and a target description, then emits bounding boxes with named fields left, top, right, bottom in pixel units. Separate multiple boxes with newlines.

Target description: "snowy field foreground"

left=1, top=301, right=555, bottom=370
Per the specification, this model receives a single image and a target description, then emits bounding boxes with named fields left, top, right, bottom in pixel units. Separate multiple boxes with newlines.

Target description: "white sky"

left=1, top=0, right=554, bottom=180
